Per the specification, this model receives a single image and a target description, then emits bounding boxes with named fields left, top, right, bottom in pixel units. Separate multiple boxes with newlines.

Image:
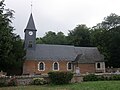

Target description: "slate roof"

left=25, top=44, right=104, bottom=63
left=25, top=13, right=37, bottom=31
left=74, top=47, right=104, bottom=63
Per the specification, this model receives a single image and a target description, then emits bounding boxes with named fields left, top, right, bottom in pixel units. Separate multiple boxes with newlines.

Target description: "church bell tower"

left=24, top=13, right=37, bottom=50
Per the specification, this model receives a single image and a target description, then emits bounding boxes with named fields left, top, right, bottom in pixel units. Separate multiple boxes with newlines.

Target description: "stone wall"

left=0, top=75, right=84, bottom=85
left=106, top=68, right=120, bottom=73
left=16, top=75, right=83, bottom=85
left=1, top=73, right=120, bottom=86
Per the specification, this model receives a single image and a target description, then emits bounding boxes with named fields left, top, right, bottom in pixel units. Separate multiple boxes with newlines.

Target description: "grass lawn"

left=0, top=81, right=120, bottom=90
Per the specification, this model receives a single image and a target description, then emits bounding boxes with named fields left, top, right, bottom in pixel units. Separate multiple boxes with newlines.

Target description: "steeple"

left=25, top=13, right=37, bottom=31
left=24, top=13, right=37, bottom=50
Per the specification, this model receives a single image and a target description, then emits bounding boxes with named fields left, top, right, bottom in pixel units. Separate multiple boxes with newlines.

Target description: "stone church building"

left=23, top=13, right=105, bottom=75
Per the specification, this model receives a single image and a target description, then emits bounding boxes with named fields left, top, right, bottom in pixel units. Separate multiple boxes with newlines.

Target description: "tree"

left=37, top=31, right=68, bottom=45
left=101, top=13, right=120, bottom=30
left=55, top=32, right=68, bottom=45
left=0, top=0, right=25, bottom=75
left=90, top=28, right=110, bottom=61
left=0, top=0, right=14, bottom=71
left=105, top=27, right=120, bottom=67
left=68, top=24, right=91, bottom=47
left=41, top=31, right=57, bottom=44
left=91, top=13, right=120, bottom=67
left=36, top=37, right=43, bottom=44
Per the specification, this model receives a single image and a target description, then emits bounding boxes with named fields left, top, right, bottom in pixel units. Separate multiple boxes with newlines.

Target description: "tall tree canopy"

left=68, top=24, right=91, bottom=47
left=36, top=31, right=68, bottom=45
left=91, top=13, right=120, bottom=67
left=0, top=0, right=25, bottom=75
left=102, top=13, right=120, bottom=30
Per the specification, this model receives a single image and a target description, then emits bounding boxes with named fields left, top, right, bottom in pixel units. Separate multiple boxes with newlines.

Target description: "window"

left=53, top=62, right=59, bottom=71
left=97, top=63, right=101, bottom=68
left=38, top=62, right=45, bottom=71
left=67, top=62, right=72, bottom=70
left=28, top=41, right=33, bottom=48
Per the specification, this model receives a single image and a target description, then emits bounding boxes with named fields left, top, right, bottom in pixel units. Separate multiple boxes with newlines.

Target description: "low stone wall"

left=16, top=75, right=50, bottom=85
left=0, top=75, right=84, bottom=85
left=106, top=68, right=120, bottom=73
left=0, top=75, right=49, bottom=85
left=1, top=73, right=119, bottom=85
left=16, top=75, right=83, bottom=85
left=71, top=75, right=83, bottom=83
left=17, top=78, right=32, bottom=85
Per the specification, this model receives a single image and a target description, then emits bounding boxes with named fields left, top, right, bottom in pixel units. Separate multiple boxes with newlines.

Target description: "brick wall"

left=23, top=60, right=71, bottom=75
left=77, top=64, right=95, bottom=74
left=23, top=60, right=96, bottom=75
left=23, top=60, right=36, bottom=74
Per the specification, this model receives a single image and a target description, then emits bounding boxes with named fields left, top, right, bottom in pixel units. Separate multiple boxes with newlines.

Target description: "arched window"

left=53, top=62, right=59, bottom=71
left=97, top=63, right=101, bottom=68
left=38, top=62, right=45, bottom=71
left=67, top=62, right=72, bottom=70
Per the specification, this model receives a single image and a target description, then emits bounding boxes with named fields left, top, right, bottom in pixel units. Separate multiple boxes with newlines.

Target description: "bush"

left=48, top=71, right=73, bottom=85
left=110, top=75, right=120, bottom=80
left=32, top=78, right=47, bottom=85
left=0, top=78, right=7, bottom=87
left=83, top=74, right=98, bottom=81
left=7, top=77, right=17, bottom=86
left=83, top=74, right=120, bottom=81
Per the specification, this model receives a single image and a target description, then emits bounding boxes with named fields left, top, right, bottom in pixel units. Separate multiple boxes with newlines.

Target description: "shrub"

left=0, top=78, right=7, bottom=87
left=32, top=78, right=47, bottom=85
left=83, top=74, right=98, bottom=81
left=48, top=71, right=73, bottom=85
left=83, top=74, right=120, bottom=81
left=7, top=77, right=17, bottom=86
left=110, top=75, right=120, bottom=80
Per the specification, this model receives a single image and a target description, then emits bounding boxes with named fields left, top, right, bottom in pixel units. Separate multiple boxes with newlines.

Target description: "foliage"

left=48, top=71, right=73, bottom=85
left=91, top=13, right=120, bottom=67
left=32, top=78, right=47, bottom=85
left=36, top=31, right=68, bottom=45
left=68, top=24, right=91, bottom=46
left=101, top=13, right=120, bottom=30
left=7, top=77, right=17, bottom=86
left=110, top=75, right=120, bottom=80
left=0, top=0, right=25, bottom=75
left=83, top=74, right=99, bottom=81
left=0, top=78, right=7, bottom=87
left=83, top=74, right=120, bottom=81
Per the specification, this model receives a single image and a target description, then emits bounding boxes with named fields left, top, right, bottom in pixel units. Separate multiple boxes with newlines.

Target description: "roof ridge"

left=36, top=44, right=75, bottom=47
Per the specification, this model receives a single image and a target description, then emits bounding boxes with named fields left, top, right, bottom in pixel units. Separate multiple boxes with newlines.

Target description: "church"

left=23, top=13, right=105, bottom=75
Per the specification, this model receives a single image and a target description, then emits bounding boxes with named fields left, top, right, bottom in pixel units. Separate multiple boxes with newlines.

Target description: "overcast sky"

left=4, top=0, right=120, bottom=39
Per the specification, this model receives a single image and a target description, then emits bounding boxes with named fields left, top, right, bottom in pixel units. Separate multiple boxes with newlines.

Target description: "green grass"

left=0, top=81, right=120, bottom=90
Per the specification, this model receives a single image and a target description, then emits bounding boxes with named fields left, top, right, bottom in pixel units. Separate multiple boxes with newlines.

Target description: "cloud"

left=5, top=0, right=120, bottom=38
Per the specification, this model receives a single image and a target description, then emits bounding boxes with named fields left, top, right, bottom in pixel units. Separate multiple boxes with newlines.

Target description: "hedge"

left=83, top=74, right=120, bottom=81
left=48, top=71, right=73, bottom=85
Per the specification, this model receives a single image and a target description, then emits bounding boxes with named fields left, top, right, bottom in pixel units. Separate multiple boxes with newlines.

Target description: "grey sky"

left=5, top=0, right=120, bottom=39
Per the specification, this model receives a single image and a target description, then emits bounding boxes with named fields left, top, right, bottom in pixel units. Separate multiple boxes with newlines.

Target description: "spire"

left=25, top=13, right=37, bottom=31
left=31, top=1, right=33, bottom=13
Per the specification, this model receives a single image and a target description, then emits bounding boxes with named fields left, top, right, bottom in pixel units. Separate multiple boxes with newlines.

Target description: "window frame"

left=96, top=62, right=102, bottom=70
left=67, top=62, right=72, bottom=71
left=97, top=63, right=101, bottom=69
left=38, top=62, right=45, bottom=71
left=53, top=62, right=59, bottom=71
